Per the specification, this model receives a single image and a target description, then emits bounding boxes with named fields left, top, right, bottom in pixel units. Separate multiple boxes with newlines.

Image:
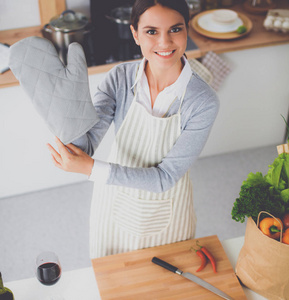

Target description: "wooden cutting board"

left=91, top=235, right=247, bottom=299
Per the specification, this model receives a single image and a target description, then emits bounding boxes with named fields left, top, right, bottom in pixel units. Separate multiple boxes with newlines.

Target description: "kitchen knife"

left=152, top=257, right=234, bottom=300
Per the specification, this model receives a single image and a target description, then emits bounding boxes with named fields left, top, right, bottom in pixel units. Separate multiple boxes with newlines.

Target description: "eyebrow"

left=142, top=22, right=185, bottom=30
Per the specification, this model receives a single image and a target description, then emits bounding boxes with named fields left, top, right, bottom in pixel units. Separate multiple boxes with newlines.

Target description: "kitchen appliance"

left=90, top=0, right=141, bottom=65
left=42, top=10, right=95, bottom=65
left=152, top=257, right=234, bottom=300
left=106, top=6, right=133, bottom=40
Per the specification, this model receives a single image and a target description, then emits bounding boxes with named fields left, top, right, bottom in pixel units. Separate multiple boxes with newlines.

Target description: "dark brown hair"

left=130, top=0, right=190, bottom=31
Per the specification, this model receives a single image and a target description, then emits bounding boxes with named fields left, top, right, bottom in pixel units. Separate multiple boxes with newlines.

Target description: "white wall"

left=0, top=72, right=113, bottom=198
left=201, top=44, right=289, bottom=157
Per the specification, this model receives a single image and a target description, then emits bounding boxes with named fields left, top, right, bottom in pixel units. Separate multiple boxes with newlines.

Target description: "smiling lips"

left=155, top=50, right=175, bottom=57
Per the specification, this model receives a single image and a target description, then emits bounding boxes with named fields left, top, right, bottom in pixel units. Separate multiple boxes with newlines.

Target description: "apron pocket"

left=113, top=191, right=172, bottom=237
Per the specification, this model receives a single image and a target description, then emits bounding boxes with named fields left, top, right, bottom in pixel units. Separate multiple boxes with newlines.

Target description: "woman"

left=47, top=0, right=219, bottom=258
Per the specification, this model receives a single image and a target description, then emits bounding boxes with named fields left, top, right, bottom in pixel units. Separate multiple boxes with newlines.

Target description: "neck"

left=145, top=59, right=184, bottom=108
left=145, top=59, right=184, bottom=94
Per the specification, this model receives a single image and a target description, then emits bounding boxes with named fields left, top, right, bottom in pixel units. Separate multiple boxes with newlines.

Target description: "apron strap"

left=177, top=73, right=192, bottom=115
left=177, top=87, right=187, bottom=114
left=133, top=65, right=140, bottom=96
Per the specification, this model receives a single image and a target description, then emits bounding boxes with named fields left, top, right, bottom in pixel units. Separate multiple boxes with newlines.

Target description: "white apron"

left=90, top=84, right=196, bottom=258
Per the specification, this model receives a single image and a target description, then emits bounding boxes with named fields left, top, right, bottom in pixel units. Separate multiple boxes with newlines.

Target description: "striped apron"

left=89, top=83, right=196, bottom=258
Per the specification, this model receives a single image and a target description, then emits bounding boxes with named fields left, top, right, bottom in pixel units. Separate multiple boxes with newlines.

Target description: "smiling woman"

left=47, top=0, right=219, bottom=259
left=130, top=3, right=188, bottom=105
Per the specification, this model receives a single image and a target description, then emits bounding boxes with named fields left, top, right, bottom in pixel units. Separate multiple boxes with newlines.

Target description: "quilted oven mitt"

left=8, top=36, right=99, bottom=145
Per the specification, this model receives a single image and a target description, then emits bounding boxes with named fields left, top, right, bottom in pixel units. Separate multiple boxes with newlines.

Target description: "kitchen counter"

left=5, top=236, right=266, bottom=299
left=1, top=0, right=289, bottom=89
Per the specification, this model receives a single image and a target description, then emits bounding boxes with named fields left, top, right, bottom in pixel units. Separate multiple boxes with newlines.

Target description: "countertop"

left=188, top=0, right=289, bottom=56
left=5, top=236, right=267, bottom=300
left=1, top=0, right=289, bottom=89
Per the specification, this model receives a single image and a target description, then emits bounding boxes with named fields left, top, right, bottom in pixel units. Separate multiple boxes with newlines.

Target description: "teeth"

left=157, top=51, right=173, bottom=56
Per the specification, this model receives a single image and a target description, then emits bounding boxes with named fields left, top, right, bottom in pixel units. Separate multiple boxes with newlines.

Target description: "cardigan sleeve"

left=107, top=87, right=219, bottom=193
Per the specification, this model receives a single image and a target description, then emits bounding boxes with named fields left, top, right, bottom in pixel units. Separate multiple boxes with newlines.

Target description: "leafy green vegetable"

left=265, top=152, right=289, bottom=190
left=281, top=152, right=289, bottom=187
left=232, top=153, right=289, bottom=223
left=232, top=115, right=289, bottom=223
left=231, top=172, right=284, bottom=223
left=265, top=155, right=285, bottom=189
left=281, top=189, right=289, bottom=203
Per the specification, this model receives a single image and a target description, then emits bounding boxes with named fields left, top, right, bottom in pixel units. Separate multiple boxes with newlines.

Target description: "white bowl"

left=212, top=9, right=238, bottom=24
left=198, top=13, right=243, bottom=33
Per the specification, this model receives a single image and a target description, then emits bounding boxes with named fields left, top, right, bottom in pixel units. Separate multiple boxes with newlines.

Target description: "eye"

left=170, top=27, right=182, bottom=33
left=146, top=29, right=157, bottom=35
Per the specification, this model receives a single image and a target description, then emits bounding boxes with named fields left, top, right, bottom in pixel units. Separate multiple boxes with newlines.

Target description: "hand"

left=47, top=137, right=94, bottom=176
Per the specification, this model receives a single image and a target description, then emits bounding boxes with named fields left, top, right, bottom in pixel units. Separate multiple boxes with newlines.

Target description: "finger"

left=47, top=143, right=62, bottom=163
left=65, top=143, right=82, bottom=154
left=50, top=154, right=62, bottom=168
left=55, top=137, right=71, bottom=156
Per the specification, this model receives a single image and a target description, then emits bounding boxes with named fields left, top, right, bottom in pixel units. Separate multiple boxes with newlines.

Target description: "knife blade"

left=152, top=257, right=234, bottom=300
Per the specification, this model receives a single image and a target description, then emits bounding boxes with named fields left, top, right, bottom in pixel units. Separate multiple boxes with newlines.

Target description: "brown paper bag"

left=236, top=212, right=289, bottom=300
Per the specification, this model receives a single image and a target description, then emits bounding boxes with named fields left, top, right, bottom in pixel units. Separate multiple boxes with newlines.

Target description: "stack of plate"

left=191, top=9, right=252, bottom=39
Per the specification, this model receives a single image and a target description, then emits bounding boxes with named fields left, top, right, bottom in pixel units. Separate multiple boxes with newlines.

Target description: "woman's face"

left=131, top=4, right=187, bottom=72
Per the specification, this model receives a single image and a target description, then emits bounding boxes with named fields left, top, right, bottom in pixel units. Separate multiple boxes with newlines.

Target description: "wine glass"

left=36, top=251, right=62, bottom=286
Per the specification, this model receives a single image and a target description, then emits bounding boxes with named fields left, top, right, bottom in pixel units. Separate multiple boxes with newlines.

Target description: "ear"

left=130, top=25, right=140, bottom=46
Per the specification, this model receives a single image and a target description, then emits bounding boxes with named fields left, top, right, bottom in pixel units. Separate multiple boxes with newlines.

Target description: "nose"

left=158, top=32, right=172, bottom=47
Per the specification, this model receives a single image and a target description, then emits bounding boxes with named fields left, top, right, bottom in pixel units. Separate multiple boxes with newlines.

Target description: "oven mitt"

left=8, top=36, right=99, bottom=144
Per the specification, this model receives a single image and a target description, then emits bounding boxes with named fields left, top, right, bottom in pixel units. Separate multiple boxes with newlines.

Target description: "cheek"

left=139, top=37, right=153, bottom=51
left=179, top=31, right=188, bottom=43
left=177, top=34, right=188, bottom=50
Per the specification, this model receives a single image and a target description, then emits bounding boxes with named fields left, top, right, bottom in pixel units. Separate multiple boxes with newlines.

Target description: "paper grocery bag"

left=236, top=215, right=289, bottom=300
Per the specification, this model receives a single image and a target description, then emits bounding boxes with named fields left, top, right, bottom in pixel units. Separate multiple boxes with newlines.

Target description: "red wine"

left=37, top=262, right=61, bottom=286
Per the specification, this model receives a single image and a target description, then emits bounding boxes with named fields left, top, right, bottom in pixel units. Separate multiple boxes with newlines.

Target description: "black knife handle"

left=152, top=257, right=179, bottom=273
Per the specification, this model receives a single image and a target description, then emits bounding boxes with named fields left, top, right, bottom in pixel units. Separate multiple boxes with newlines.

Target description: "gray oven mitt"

left=8, top=36, right=99, bottom=144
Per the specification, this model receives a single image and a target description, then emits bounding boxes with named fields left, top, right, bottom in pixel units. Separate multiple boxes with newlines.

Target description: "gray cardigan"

left=73, top=61, right=219, bottom=193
